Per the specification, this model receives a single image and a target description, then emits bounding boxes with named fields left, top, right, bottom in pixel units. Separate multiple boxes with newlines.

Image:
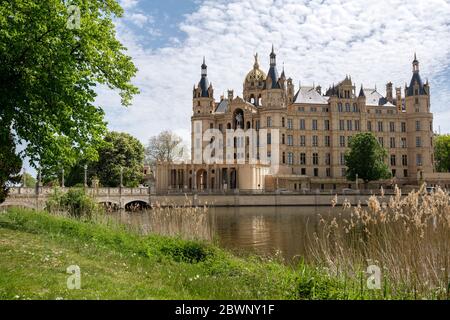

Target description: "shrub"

left=46, top=187, right=99, bottom=219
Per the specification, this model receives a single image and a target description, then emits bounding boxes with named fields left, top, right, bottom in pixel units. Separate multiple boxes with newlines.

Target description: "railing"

left=7, top=187, right=151, bottom=196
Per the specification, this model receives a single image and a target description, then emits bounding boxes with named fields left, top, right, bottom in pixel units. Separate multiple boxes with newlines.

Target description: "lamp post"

left=356, top=173, right=359, bottom=190
left=120, top=166, right=124, bottom=188
left=84, top=164, right=88, bottom=188
left=61, top=168, right=65, bottom=188
left=22, top=168, right=26, bottom=187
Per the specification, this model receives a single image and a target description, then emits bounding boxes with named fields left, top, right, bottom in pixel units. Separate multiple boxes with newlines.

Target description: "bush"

left=46, top=187, right=99, bottom=219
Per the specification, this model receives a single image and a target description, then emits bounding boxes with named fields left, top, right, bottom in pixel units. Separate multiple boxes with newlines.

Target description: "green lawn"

left=0, top=208, right=386, bottom=300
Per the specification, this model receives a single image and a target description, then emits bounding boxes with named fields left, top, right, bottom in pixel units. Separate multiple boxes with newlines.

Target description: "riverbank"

left=0, top=208, right=393, bottom=300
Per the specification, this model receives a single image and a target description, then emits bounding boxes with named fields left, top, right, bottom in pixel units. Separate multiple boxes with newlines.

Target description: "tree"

left=94, top=132, right=145, bottom=187
left=145, top=131, right=187, bottom=165
left=345, top=132, right=391, bottom=187
left=434, top=134, right=450, bottom=172
left=0, top=0, right=138, bottom=202
left=0, top=132, right=22, bottom=202
left=20, top=172, right=37, bottom=188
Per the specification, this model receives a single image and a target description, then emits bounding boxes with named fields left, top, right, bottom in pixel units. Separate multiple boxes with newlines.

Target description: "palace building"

left=156, top=47, right=444, bottom=193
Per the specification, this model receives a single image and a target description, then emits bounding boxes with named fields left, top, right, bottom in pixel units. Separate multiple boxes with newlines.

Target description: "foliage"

left=146, top=130, right=187, bottom=165
left=0, top=131, right=22, bottom=203
left=345, top=132, right=391, bottom=184
left=19, top=172, right=36, bottom=188
left=46, top=187, right=98, bottom=219
left=94, top=131, right=145, bottom=187
left=0, top=0, right=138, bottom=196
left=434, top=134, right=450, bottom=172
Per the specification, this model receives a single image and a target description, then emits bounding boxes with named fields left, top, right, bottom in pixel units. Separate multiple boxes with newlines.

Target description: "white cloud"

left=100, top=0, right=450, bottom=148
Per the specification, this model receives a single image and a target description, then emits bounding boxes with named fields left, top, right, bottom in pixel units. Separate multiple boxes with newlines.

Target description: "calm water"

left=112, top=206, right=340, bottom=262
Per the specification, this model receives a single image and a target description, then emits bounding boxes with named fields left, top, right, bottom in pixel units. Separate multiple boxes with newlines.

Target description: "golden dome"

left=245, top=53, right=266, bottom=83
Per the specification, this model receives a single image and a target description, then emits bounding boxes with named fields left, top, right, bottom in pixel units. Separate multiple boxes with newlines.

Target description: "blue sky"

left=99, top=0, right=450, bottom=145
left=22, top=0, right=450, bottom=175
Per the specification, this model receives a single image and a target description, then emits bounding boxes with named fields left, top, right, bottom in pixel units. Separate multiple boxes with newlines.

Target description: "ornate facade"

left=156, top=48, right=440, bottom=193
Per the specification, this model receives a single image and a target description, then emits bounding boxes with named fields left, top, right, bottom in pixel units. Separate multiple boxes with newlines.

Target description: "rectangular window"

left=267, top=133, right=271, bottom=145
left=287, top=118, right=293, bottom=129
left=355, top=120, right=360, bottom=131
left=378, top=137, right=384, bottom=147
left=324, top=136, right=330, bottom=147
left=300, top=135, right=306, bottom=146
left=339, top=120, right=345, bottom=131
left=416, top=154, right=422, bottom=166
left=312, top=135, right=318, bottom=147
left=287, top=135, right=293, bottom=146
left=301, top=168, right=306, bottom=175
left=416, top=120, right=421, bottom=131
left=404, top=169, right=408, bottom=177
left=389, top=122, right=395, bottom=132
left=267, top=117, right=272, bottom=128
left=326, top=168, right=331, bottom=177
left=416, top=136, right=422, bottom=147
left=255, top=120, right=260, bottom=130
left=401, top=122, right=406, bottom=132
left=401, top=137, right=407, bottom=148
left=341, top=167, right=347, bottom=177
left=282, top=117, right=285, bottom=127
left=390, top=154, right=396, bottom=166
left=313, top=168, right=319, bottom=177
left=368, top=121, right=372, bottom=132
left=390, top=137, right=396, bottom=148
left=325, top=153, right=331, bottom=165
left=402, top=154, right=408, bottom=166
left=313, top=153, right=319, bottom=165
left=324, top=120, right=330, bottom=131
left=300, top=153, right=306, bottom=165
left=378, top=121, right=384, bottom=132
left=312, top=119, right=318, bottom=130
left=299, top=119, right=305, bottom=130
left=340, top=136, right=345, bottom=147
left=347, top=120, right=353, bottom=131
left=340, top=153, right=345, bottom=165
left=288, top=152, right=294, bottom=165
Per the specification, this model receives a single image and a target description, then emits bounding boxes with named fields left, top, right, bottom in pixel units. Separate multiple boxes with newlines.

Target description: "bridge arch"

left=124, top=200, right=150, bottom=211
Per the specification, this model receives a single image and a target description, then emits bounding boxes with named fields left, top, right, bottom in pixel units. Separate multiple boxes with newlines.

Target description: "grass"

left=0, top=196, right=448, bottom=300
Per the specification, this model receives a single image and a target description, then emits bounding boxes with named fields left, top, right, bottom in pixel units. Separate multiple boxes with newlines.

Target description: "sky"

left=22, top=0, right=450, bottom=175
left=99, top=0, right=450, bottom=146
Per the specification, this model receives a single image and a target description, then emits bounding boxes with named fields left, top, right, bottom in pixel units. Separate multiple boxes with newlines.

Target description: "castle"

left=156, top=47, right=445, bottom=193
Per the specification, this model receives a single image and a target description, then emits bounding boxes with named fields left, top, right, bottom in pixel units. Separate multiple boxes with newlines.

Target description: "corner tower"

left=404, top=54, right=433, bottom=181
left=193, top=57, right=214, bottom=115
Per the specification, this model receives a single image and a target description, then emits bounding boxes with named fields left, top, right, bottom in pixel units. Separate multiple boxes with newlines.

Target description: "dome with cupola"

left=244, top=53, right=266, bottom=87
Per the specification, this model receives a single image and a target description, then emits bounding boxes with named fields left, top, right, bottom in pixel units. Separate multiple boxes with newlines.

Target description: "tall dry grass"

left=138, top=197, right=215, bottom=241
left=309, top=184, right=450, bottom=299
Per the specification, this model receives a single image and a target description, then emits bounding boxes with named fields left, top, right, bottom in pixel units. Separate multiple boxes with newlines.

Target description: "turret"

left=193, top=57, right=214, bottom=115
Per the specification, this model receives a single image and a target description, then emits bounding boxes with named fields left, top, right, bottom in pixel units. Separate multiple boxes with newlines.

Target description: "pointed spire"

left=412, top=52, right=419, bottom=73
left=358, top=84, right=365, bottom=98
left=270, top=45, right=276, bottom=66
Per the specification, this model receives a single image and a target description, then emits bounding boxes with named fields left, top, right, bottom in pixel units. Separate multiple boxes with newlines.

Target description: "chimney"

left=227, top=90, right=234, bottom=101
left=395, top=87, right=402, bottom=112
left=386, top=82, right=393, bottom=102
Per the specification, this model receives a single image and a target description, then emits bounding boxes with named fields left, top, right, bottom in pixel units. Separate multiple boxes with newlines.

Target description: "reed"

left=309, top=184, right=450, bottom=299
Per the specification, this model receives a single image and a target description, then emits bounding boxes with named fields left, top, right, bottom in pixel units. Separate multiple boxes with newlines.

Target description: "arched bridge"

left=0, top=187, right=152, bottom=211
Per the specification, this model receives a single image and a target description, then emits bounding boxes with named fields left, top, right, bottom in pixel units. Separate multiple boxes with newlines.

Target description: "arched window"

left=227, top=123, right=231, bottom=129
left=246, top=121, right=251, bottom=129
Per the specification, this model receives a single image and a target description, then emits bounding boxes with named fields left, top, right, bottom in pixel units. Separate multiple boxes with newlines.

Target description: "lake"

left=112, top=206, right=340, bottom=262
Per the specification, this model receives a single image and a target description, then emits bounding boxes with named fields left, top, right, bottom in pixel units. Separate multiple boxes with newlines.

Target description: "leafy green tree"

left=434, top=134, right=450, bottom=172
left=94, top=132, right=145, bottom=187
left=345, top=132, right=391, bottom=187
left=0, top=0, right=138, bottom=202
left=20, top=172, right=37, bottom=188
left=0, top=132, right=22, bottom=202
